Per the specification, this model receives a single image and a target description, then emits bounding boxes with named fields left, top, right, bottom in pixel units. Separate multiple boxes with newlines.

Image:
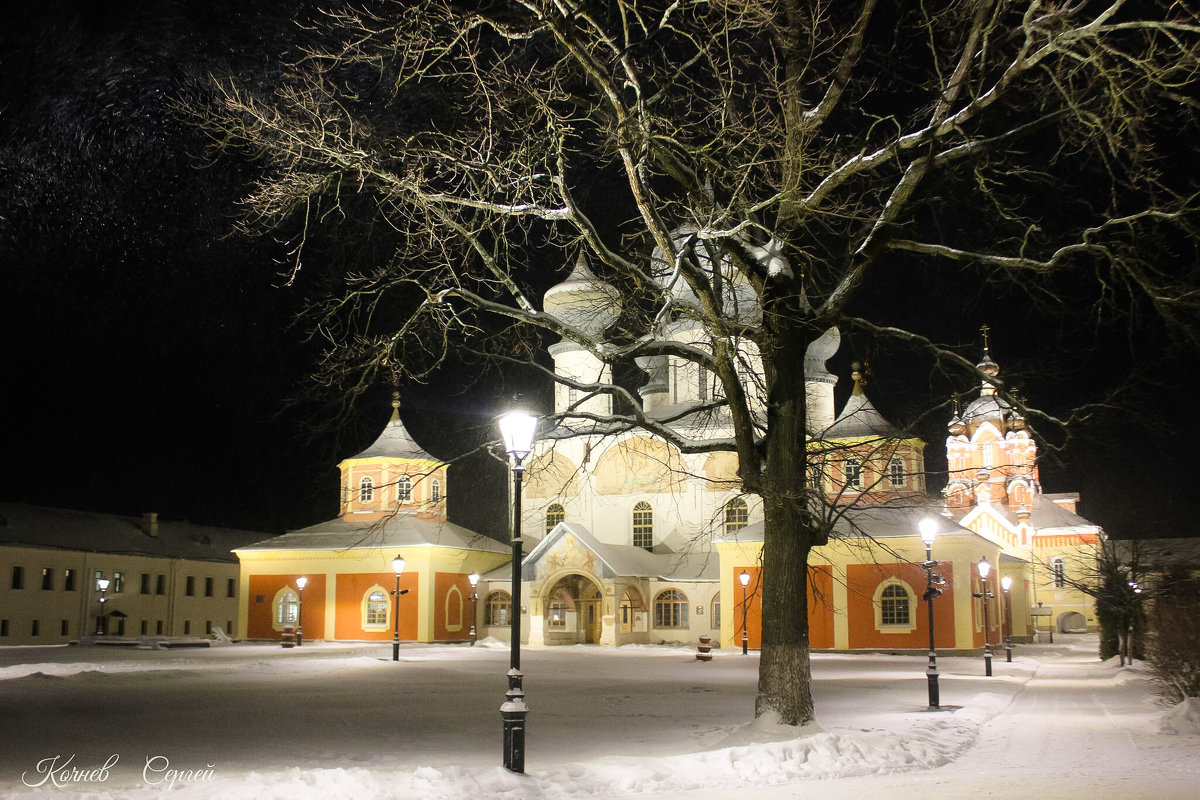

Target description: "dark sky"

left=2, top=2, right=1197, bottom=540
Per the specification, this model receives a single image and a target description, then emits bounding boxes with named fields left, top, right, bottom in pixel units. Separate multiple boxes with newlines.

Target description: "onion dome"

left=649, top=225, right=761, bottom=324
left=542, top=252, right=622, bottom=338
left=960, top=325, right=1014, bottom=428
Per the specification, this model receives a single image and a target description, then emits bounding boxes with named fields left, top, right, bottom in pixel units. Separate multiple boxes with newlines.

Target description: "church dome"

left=649, top=225, right=761, bottom=324
left=542, top=252, right=622, bottom=338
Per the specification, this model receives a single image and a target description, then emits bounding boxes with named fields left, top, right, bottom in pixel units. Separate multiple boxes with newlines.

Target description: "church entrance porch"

left=542, top=573, right=603, bottom=645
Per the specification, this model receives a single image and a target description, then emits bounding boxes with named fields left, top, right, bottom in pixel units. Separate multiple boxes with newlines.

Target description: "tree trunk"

left=755, top=321, right=819, bottom=725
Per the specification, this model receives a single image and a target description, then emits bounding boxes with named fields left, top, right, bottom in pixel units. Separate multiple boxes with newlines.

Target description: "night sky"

left=2, top=2, right=1198, bottom=541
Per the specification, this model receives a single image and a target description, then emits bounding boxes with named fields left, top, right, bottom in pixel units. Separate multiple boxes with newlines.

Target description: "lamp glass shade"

left=1001, top=576, right=1012, bottom=591
left=296, top=576, right=308, bottom=590
left=738, top=570, right=751, bottom=587
left=977, top=557, right=991, bottom=579
left=918, top=517, right=938, bottom=545
left=97, top=578, right=110, bottom=591
left=498, top=411, right=538, bottom=457
left=468, top=573, right=480, bottom=587
left=392, top=555, right=406, bottom=575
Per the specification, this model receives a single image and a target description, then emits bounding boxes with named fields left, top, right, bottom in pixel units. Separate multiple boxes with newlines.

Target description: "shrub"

left=1147, top=580, right=1200, bottom=703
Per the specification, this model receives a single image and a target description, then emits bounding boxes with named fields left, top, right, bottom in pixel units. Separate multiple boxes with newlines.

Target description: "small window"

left=654, top=589, right=689, bottom=628
left=397, top=476, right=413, bottom=503
left=205, top=620, right=213, bottom=635
left=548, top=599, right=569, bottom=629
left=1051, top=557, right=1066, bottom=589
left=140, top=620, right=148, bottom=635
left=0, top=620, right=7, bottom=637
left=94, top=571, right=104, bottom=591
left=545, top=503, right=565, bottom=534
left=183, top=621, right=191, bottom=635
left=365, top=589, right=389, bottom=627
left=880, top=584, right=910, bottom=626
left=486, top=591, right=512, bottom=626
left=204, top=577, right=214, bottom=597
left=888, top=458, right=905, bottom=487
left=11, top=566, right=24, bottom=590
left=63, top=619, right=71, bottom=636
left=156, top=574, right=165, bottom=595
left=711, top=593, right=721, bottom=630
left=185, top=577, right=195, bottom=596
left=112, top=572, right=123, bottom=593
left=156, top=620, right=164, bottom=635
left=633, top=501, right=654, bottom=551
left=41, top=568, right=53, bottom=591
left=845, top=458, right=863, bottom=489
left=431, top=479, right=442, bottom=503
left=227, top=578, right=236, bottom=598
left=31, top=619, right=40, bottom=637
left=724, top=498, right=749, bottom=534
left=359, top=476, right=375, bottom=502
left=698, top=366, right=709, bottom=401
left=64, top=569, right=76, bottom=592
left=140, top=573, right=151, bottom=595
left=275, top=589, right=299, bottom=626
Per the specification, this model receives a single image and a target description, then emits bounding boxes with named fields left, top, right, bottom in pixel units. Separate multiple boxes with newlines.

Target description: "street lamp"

left=738, top=570, right=751, bottom=655
left=96, top=577, right=110, bottom=636
left=499, top=408, right=537, bottom=774
left=918, top=517, right=944, bottom=709
left=976, top=557, right=994, bottom=677
left=1001, top=575, right=1013, bottom=662
left=295, top=576, right=307, bottom=647
left=468, top=573, right=480, bottom=646
left=391, top=556, right=407, bottom=662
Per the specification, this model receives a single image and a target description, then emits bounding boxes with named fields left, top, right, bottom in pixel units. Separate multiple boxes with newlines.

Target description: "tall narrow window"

left=888, top=458, right=905, bottom=487
left=364, top=589, right=389, bottom=627
left=204, top=577, right=214, bottom=597
left=698, top=366, right=709, bottom=401
left=112, top=572, right=123, bottom=593
left=397, top=476, right=412, bottom=503
left=359, top=476, right=374, bottom=502
left=140, top=573, right=151, bottom=595
left=431, top=479, right=442, bottom=503
left=654, top=589, right=689, bottom=628
left=724, top=498, right=749, bottom=534
left=155, top=574, right=165, bottom=595
left=11, top=566, right=24, bottom=590
left=545, top=503, right=565, bottom=534
left=185, top=576, right=195, bottom=596
left=632, top=501, right=654, bottom=550
left=1051, top=557, right=1066, bottom=588
left=711, top=593, right=721, bottom=630
left=880, top=584, right=910, bottom=626
left=41, top=568, right=53, bottom=590
left=227, top=578, right=236, bottom=598
left=64, top=569, right=76, bottom=591
left=275, top=589, right=299, bottom=626
left=844, top=458, right=863, bottom=490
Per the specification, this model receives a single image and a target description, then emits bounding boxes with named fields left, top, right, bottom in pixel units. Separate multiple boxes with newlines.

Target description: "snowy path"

left=0, top=637, right=1196, bottom=799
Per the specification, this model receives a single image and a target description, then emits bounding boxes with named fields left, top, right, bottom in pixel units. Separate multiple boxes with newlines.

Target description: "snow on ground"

left=0, top=635, right=1196, bottom=799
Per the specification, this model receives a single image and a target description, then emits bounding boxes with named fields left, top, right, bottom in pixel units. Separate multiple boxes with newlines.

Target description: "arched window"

left=397, top=476, right=412, bottom=503
left=724, top=498, right=749, bottom=534
left=431, top=479, right=442, bottom=503
left=364, top=589, right=389, bottom=628
left=711, top=593, right=721, bottom=630
left=547, top=589, right=571, bottom=629
left=633, top=501, right=654, bottom=550
left=444, top=585, right=464, bottom=632
left=880, top=584, right=910, bottom=626
left=274, top=588, right=299, bottom=628
left=619, top=588, right=643, bottom=634
left=545, top=503, right=565, bottom=534
left=654, top=589, right=689, bottom=628
left=1050, top=556, right=1066, bottom=588
left=359, top=476, right=374, bottom=502
left=844, top=458, right=862, bottom=489
left=486, top=591, right=512, bottom=626
left=888, top=458, right=905, bottom=487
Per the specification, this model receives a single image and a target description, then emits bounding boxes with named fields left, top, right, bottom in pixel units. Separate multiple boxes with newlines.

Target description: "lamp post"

left=1001, top=575, right=1013, bottom=662
left=918, top=518, right=944, bottom=709
left=295, top=576, right=307, bottom=647
left=738, top=570, right=751, bottom=655
left=391, top=556, right=407, bottom=662
left=499, top=409, right=538, bottom=774
left=976, top=557, right=994, bottom=677
left=469, top=573, right=480, bottom=646
left=96, top=577, right=110, bottom=636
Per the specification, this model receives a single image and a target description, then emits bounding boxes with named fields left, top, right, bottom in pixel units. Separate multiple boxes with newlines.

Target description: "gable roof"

left=524, top=522, right=718, bottom=581
left=236, top=513, right=508, bottom=554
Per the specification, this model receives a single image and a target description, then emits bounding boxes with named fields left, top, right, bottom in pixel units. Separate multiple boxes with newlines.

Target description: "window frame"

left=363, top=587, right=390, bottom=630
left=724, top=498, right=749, bottom=534
left=653, top=589, right=689, bottom=629
left=632, top=501, right=654, bottom=551
left=397, top=476, right=413, bottom=503
left=485, top=591, right=512, bottom=626
left=873, top=580, right=918, bottom=633
left=359, top=476, right=375, bottom=502
left=545, top=503, right=565, bottom=534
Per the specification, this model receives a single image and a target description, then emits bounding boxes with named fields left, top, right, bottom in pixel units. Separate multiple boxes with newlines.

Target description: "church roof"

left=346, top=399, right=437, bottom=462
left=236, top=514, right=508, bottom=554
left=822, top=365, right=899, bottom=439
left=717, top=505, right=975, bottom=544
left=0, top=503, right=263, bottom=563
left=525, top=522, right=719, bottom=581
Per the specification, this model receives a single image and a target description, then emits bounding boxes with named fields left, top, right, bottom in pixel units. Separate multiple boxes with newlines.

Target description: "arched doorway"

left=1057, top=611, right=1087, bottom=633
left=543, top=573, right=602, bottom=645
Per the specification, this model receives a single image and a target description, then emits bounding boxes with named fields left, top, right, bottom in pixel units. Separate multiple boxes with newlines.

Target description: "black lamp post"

left=1001, top=575, right=1013, bottom=662
left=469, top=573, right=480, bottom=646
left=918, top=518, right=944, bottom=709
left=499, top=409, right=537, bottom=774
left=96, top=577, right=110, bottom=636
left=738, top=570, right=751, bottom=655
left=391, top=555, right=407, bottom=662
left=976, top=557, right=994, bottom=677
left=295, top=576, right=307, bottom=647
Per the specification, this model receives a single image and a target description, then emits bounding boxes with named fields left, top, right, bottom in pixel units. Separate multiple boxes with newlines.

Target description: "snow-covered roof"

left=345, top=405, right=437, bottom=462
left=717, top=505, right=974, bottom=544
left=822, top=377, right=899, bottom=440
left=525, top=522, right=719, bottom=581
left=236, top=513, right=508, bottom=554
left=0, top=503, right=264, bottom=562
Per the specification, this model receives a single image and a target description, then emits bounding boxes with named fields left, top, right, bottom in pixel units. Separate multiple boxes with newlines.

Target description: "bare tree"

left=187, top=1, right=1200, bottom=725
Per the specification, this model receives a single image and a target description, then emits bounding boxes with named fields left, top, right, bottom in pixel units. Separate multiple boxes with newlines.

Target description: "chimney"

left=142, top=512, right=159, bottom=537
